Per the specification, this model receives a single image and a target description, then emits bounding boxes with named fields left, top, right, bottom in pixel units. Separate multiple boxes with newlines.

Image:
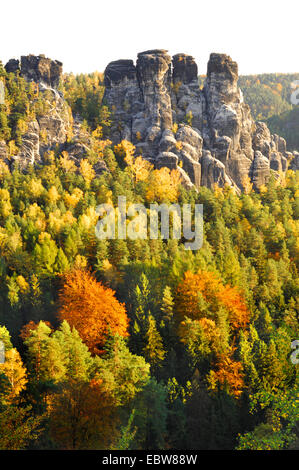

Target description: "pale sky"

left=1, top=0, right=298, bottom=75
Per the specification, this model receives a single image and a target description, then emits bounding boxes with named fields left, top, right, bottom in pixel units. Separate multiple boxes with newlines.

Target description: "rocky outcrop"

left=5, top=54, right=62, bottom=88
left=104, top=59, right=143, bottom=145
left=9, top=87, right=72, bottom=170
left=0, top=141, right=8, bottom=160
left=4, top=55, right=69, bottom=168
left=3, top=51, right=297, bottom=188
left=4, top=59, right=19, bottom=74
left=136, top=50, right=173, bottom=157
left=172, top=53, right=198, bottom=85
left=4, top=55, right=108, bottom=176
left=104, top=50, right=297, bottom=190
left=13, top=121, right=41, bottom=169
left=38, top=89, right=71, bottom=154
left=202, top=53, right=254, bottom=188
left=290, top=151, right=299, bottom=171
left=250, top=151, right=270, bottom=188
left=65, top=119, right=108, bottom=174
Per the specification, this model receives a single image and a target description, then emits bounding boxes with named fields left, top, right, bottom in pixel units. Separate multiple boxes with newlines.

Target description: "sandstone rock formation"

left=4, top=55, right=108, bottom=175
left=3, top=52, right=297, bottom=188
left=5, top=54, right=62, bottom=88
left=104, top=50, right=298, bottom=190
left=290, top=151, right=299, bottom=171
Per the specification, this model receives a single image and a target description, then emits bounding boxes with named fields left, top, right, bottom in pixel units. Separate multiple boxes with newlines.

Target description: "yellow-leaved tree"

left=128, top=156, right=153, bottom=184
left=146, top=167, right=181, bottom=203
left=114, top=140, right=136, bottom=166
left=0, top=348, right=27, bottom=403
left=80, top=160, right=95, bottom=188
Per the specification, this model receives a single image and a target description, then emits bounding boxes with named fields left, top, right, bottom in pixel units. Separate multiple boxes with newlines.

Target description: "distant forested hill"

left=198, top=73, right=299, bottom=151
left=238, top=74, right=299, bottom=120
left=266, top=107, right=299, bottom=152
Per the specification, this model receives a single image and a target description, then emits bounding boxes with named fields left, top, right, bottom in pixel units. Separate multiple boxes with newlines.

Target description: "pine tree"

left=54, top=320, right=92, bottom=382
left=130, top=378, right=168, bottom=450
left=24, top=321, right=65, bottom=384
left=130, top=273, right=151, bottom=355
left=95, top=334, right=150, bottom=406
left=160, top=285, right=176, bottom=346
left=111, top=410, right=137, bottom=450
left=54, top=248, right=70, bottom=274
left=256, top=302, right=273, bottom=339
left=143, top=314, right=165, bottom=371
left=161, top=286, right=174, bottom=325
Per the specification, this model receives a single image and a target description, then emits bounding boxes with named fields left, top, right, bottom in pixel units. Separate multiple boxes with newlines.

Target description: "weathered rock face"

left=13, top=120, right=41, bottom=169
left=4, top=52, right=297, bottom=186
left=0, top=140, right=9, bottom=165
left=203, top=53, right=254, bottom=188
left=104, top=59, right=143, bottom=145
left=5, top=55, right=69, bottom=168
left=9, top=75, right=71, bottom=169
left=172, top=53, right=198, bottom=85
left=136, top=50, right=173, bottom=157
left=4, top=59, right=20, bottom=74
left=104, top=50, right=297, bottom=190
left=290, top=151, right=299, bottom=171
left=4, top=55, right=107, bottom=176
left=5, top=54, right=62, bottom=88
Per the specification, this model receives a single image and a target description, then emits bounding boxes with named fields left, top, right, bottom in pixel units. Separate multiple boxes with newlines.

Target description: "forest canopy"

left=0, top=66, right=298, bottom=451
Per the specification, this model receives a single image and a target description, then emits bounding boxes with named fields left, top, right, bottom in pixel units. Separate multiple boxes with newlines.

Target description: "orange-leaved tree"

left=207, top=354, right=245, bottom=398
left=175, top=270, right=249, bottom=397
left=57, top=269, right=129, bottom=354
left=176, top=270, right=249, bottom=330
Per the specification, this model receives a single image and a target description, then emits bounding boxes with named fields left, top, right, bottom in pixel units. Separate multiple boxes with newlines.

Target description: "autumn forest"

left=0, top=64, right=298, bottom=452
